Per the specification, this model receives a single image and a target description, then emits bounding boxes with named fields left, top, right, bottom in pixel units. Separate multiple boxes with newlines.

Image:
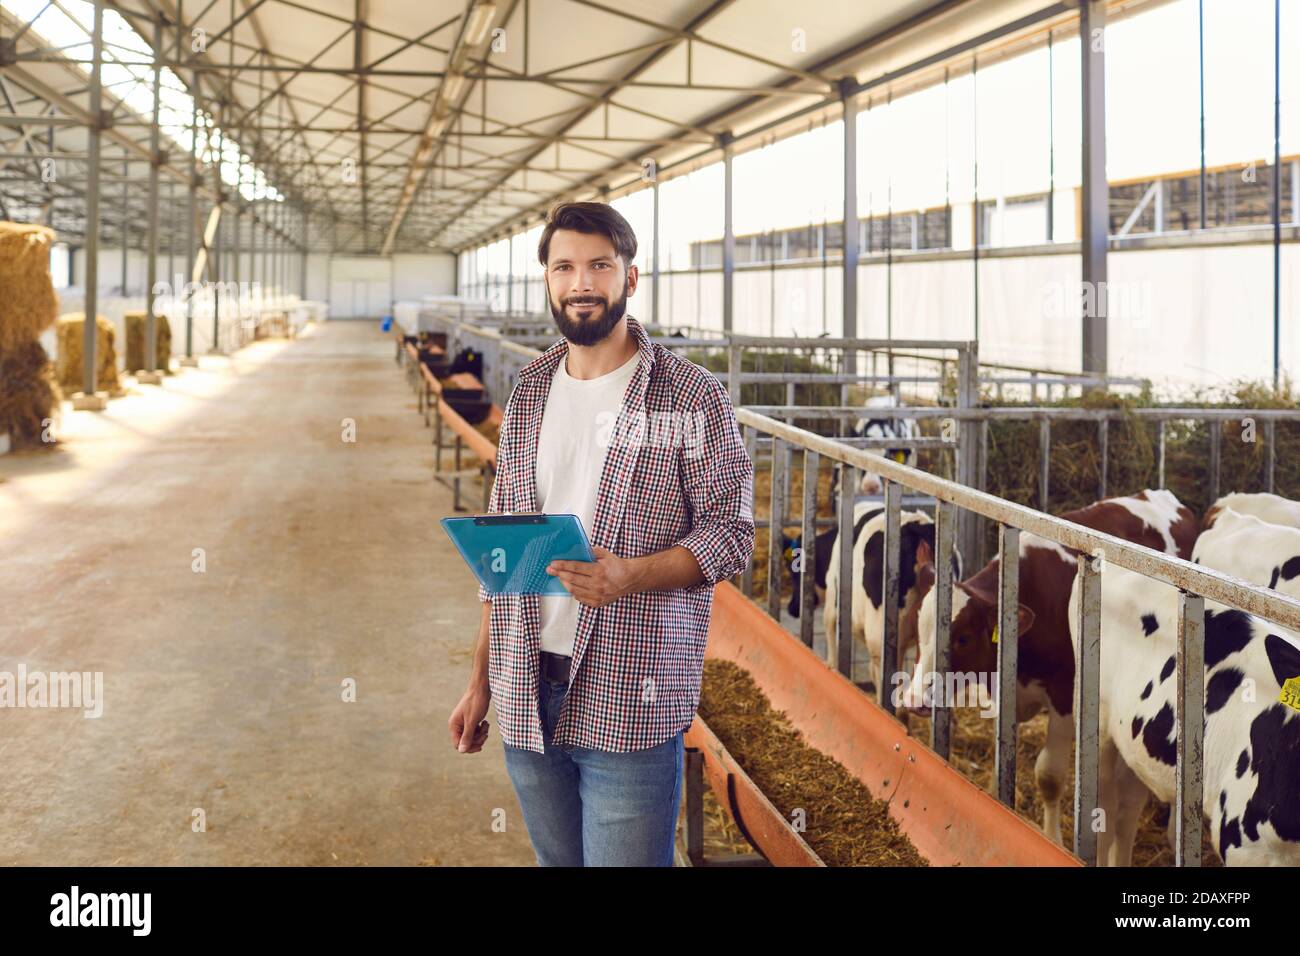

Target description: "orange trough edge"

left=685, top=717, right=825, bottom=866
left=416, top=363, right=499, bottom=466
left=697, top=582, right=1082, bottom=867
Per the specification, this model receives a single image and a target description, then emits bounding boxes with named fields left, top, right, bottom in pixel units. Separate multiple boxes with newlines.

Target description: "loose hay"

left=699, top=658, right=928, bottom=866
left=978, top=382, right=1300, bottom=550
left=123, top=310, right=173, bottom=374
left=0, top=222, right=59, bottom=355
left=0, top=340, right=61, bottom=450
left=55, top=312, right=123, bottom=396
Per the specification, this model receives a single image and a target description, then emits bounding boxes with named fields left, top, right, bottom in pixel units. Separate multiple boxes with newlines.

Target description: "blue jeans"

left=503, top=676, right=684, bottom=867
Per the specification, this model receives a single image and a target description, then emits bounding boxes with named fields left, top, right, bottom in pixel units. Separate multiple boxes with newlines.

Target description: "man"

left=447, top=201, right=755, bottom=867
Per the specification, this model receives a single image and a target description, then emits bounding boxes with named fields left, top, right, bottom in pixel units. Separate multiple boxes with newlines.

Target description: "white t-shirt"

left=535, top=348, right=641, bottom=657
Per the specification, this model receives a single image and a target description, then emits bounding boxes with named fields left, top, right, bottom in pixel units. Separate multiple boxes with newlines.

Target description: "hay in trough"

left=0, top=340, right=61, bottom=450
left=699, top=658, right=928, bottom=866
left=124, top=310, right=173, bottom=374
left=55, top=312, right=123, bottom=396
left=903, top=706, right=1222, bottom=866
left=0, top=222, right=59, bottom=356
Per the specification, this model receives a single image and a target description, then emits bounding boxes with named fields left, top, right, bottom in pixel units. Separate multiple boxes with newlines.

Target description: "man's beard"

left=549, top=283, right=628, bottom=347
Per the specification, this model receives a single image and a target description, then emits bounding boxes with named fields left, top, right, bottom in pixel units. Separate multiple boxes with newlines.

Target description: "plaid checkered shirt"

left=477, top=315, right=755, bottom=753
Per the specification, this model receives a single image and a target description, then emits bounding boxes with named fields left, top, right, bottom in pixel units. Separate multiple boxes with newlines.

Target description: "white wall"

left=393, top=253, right=456, bottom=302
left=303, top=253, right=456, bottom=319
left=305, top=253, right=330, bottom=304
left=714, top=243, right=1300, bottom=393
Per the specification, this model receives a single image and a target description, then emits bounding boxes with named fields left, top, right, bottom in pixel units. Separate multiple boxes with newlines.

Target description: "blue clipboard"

left=440, top=513, right=596, bottom=596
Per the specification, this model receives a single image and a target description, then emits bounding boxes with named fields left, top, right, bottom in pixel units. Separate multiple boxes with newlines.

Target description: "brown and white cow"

left=1204, top=492, right=1300, bottom=531
left=898, top=488, right=1200, bottom=845
left=1069, top=562, right=1300, bottom=865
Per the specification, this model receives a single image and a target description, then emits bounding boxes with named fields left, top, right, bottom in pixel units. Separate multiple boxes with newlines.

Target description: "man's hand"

left=547, top=545, right=637, bottom=608
left=449, top=686, right=491, bottom=753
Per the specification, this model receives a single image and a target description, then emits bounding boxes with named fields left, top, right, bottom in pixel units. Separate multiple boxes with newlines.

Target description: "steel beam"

left=1080, top=0, right=1108, bottom=374
left=82, top=0, right=104, bottom=400
left=721, top=131, right=733, bottom=333
left=144, top=14, right=162, bottom=374
left=841, top=78, right=859, bottom=370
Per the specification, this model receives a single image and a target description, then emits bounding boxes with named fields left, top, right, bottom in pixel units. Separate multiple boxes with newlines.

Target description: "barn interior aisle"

left=0, top=320, right=531, bottom=866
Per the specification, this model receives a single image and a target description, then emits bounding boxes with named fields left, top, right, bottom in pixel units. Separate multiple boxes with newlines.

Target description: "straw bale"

left=0, top=222, right=59, bottom=354
left=55, top=312, right=123, bottom=396
left=124, top=310, right=173, bottom=374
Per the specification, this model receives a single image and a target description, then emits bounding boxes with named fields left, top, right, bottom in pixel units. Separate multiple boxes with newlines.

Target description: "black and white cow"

left=829, top=395, right=922, bottom=509
left=1204, top=492, right=1300, bottom=531
left=822, top=503, right=961, bottom=688
left=783, top=527, right=838, bottom=619
left=1194, top=507, right=1300, bottom=602
left=1069, top=562, right=1300, bottom=866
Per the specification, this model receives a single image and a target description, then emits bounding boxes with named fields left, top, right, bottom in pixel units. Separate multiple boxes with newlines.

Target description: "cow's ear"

left=1265, top=634, right=1300, bottom=688
left=956, top=578, right=996, bottom=607
left=914, top=537, right=933, bottom=571
left=1017, top=604, right=1036, bottom=637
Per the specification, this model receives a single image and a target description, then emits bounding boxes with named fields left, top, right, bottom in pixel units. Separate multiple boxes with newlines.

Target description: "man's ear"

left=625, top=263, right=638, bottom=296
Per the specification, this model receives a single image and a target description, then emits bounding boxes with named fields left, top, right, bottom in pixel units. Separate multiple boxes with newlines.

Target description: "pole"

left=142, top=13, right=163, bottom=380
left=79, top=0, right=105, bottom=408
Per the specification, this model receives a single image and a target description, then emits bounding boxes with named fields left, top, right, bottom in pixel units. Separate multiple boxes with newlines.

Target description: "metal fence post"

left=1209, top=420, right=1221, bottom=504
left=995, top=524, right=1020, bottom=808
left=741, top=426, right=756, bottom=597
left=1175, top=590, right=1206, bottom=868
left=956, top=341, right=980, bottom=569
left=1073, top=552, right=1102, bottom=866
left=932, top=499, right=956, bottom=760
left=1266, top=419, right=1276, bottom=493
left=1098, top=417, right=1109, bottom=500
left=800, top=450, right=819, bottom=649
left=836, top=463, right=856, bottom=680
left=767, top=437, right=786, bottom=621
left=1158, top=419, right=1167, bottom=490
left=727, top=341, right=741, bottom=408
left=1039, top=418, right=1051, bottom=512
left=881, top=478, right=902, bottom=713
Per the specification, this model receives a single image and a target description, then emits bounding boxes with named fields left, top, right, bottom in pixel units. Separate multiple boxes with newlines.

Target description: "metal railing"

left=739, top=407, right=1300, bottom=867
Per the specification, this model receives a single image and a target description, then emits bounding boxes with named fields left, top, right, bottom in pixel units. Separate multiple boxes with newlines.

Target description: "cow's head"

left=899, top=546, right=1033, bottom=716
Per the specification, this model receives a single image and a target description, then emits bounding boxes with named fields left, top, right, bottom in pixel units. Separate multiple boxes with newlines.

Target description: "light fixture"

left=463, top=2, right=497, bottom=49
left=442, top=71, right=467, bottom=104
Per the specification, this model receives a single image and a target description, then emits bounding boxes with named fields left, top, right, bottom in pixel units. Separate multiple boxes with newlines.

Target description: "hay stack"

left=0, top=340, right=62, bottom=450
left=0, top=222, right=59, bottom=356
left=124, top=309, right=172, bottom=374
left=55, top=312, right=123, bottom=396
left=0, top=222, right=61, bottom=450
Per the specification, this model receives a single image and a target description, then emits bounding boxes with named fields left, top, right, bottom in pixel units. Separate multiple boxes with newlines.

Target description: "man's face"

left=544, top=228, right=638, bottom=346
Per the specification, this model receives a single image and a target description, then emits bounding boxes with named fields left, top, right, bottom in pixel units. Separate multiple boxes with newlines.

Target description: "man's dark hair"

left=537, top=201, right=637, bottom=270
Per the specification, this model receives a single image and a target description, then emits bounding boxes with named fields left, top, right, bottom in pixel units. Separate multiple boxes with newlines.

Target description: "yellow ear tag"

left=991, top=624, right=999, bottom=644
left=1279, top=676, right=1300, bottom=711
left=783, top=546, right=794, bottom=562
left=892, top=451, right=907, bottom=464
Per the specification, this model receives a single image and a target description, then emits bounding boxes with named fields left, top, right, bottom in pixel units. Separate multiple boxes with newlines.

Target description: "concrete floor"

left=0, top=320, right=535, bottom=865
